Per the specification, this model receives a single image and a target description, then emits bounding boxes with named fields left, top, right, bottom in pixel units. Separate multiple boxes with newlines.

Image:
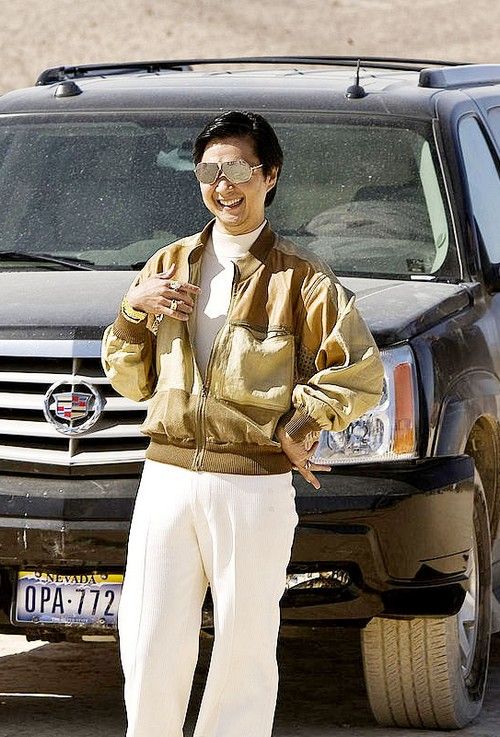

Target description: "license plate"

left=14, top=571, right=123, bottom=627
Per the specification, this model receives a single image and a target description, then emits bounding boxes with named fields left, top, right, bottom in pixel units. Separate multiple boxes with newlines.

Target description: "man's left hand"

left=276, top=427, right=330, bottom=490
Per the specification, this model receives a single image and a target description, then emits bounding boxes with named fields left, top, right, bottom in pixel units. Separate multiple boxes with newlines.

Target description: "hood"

left=0, top=271, right=134, bottom=340
left=343, top=277, right=471, bottom=346
left=0, top=271, right=471, bottom=345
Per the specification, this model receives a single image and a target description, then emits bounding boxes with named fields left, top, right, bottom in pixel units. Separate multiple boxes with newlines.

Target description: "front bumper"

left=285, top=455, right=474, bottom=622
left=0, top=455, right=474, bottom=635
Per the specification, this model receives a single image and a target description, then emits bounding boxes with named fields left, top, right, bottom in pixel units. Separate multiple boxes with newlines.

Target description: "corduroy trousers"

left=119, top=458, right=298, bottom=737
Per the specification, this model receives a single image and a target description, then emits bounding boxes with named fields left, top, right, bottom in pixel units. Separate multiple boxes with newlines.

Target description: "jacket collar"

left=191, top=219, right=276, bottom=280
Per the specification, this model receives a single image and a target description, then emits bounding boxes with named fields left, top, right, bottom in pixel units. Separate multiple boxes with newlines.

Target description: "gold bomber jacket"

left=101, top=221, right=384, bottom=475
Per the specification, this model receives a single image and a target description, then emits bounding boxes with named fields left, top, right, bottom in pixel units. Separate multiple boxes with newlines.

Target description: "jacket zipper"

left=185, top=250, right=206, bottom=472
left=192, top=384, right=207, bottom=471
left=191, top=262, right=240, bottom=471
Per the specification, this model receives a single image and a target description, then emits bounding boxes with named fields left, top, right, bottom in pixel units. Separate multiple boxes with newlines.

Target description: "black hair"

left=193, top=110, right=283, bottom=206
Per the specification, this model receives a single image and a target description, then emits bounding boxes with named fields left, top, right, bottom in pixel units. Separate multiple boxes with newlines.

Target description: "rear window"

left=0, top=113, right=458, bottom=278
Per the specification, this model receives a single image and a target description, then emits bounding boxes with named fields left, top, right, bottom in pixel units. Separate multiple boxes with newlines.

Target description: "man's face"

left=198, top=135, right=278, bottom=235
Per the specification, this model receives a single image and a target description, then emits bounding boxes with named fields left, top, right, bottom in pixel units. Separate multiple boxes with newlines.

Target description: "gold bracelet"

left=121, top=297, right=147, bottom=323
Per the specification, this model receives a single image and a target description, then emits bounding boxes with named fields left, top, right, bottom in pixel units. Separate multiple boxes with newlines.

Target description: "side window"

left=458, top=115, right=500, bottom=263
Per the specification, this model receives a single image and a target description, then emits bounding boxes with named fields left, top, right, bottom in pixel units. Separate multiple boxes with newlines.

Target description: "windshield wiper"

left=0, top=251, right=95, bottom=270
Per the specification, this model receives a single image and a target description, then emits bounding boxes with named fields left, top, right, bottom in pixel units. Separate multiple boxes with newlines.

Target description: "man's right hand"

left=127, top=264, right=201, bottom=322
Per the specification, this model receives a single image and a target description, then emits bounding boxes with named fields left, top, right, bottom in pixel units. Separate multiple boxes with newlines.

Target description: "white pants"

left=119, top=459, right=298, bottom=737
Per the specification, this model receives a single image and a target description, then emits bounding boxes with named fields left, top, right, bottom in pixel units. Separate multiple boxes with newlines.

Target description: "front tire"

left=361, top=472, right=491, bottom=729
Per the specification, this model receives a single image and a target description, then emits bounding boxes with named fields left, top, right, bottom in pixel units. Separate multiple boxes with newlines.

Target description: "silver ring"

left=305, top=460, right=311, bottom=469
left=170, top=299, right=179, bottom=312
left=169, top=280, right=182, bottom=292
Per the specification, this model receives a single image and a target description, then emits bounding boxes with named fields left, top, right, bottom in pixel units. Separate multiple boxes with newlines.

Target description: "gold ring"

left=170, top=299, right=179, bottom=312
left=169, top=280, right=182, bottom=291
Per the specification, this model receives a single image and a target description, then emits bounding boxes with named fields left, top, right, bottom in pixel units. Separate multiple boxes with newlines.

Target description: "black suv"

left=1, top=56, right=500, bottom=730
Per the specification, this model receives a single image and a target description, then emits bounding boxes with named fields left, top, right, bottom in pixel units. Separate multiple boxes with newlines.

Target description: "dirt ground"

left=0, top=628, right=499, bottom=737
left=0, top=0, right=498, bottom=95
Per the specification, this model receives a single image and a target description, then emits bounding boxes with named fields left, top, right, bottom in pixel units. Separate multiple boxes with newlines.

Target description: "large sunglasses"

left=194, top=160, right=263, bottom=185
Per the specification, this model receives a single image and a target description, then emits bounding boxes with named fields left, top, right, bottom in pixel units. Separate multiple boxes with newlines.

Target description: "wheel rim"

left=458, top=535, right=479, bottom=676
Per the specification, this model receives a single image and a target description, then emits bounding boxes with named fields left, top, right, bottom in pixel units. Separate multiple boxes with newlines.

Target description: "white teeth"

left=218, top=197, right=242, bottom=207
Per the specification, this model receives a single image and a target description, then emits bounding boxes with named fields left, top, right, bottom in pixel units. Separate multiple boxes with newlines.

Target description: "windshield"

left=0, top=113, right=458, bottom=277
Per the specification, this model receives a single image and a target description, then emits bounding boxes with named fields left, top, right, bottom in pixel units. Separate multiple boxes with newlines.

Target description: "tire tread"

left=361, top=475, right=491, bottom=729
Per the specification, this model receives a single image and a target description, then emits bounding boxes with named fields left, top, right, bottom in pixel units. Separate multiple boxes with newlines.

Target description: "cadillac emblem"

left=43, top=381, right=104, bottom=435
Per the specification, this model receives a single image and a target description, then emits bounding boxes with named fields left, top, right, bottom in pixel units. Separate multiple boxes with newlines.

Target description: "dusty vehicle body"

left=1, top=57, right=500, bottom=728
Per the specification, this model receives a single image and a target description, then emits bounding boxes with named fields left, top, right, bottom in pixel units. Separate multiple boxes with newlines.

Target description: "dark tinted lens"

left=194, top=162, right=219, bottom=184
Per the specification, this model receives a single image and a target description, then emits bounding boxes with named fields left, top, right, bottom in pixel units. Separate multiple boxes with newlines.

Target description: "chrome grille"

left=0, top=344, right=148, bottom=467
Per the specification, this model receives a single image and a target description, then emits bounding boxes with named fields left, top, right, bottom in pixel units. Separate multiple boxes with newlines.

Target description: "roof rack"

left=36, top=55, right=468, bottom=85
left=36, top=61, right=192, bottom=86
left=419, top=64, right=500, bottom=89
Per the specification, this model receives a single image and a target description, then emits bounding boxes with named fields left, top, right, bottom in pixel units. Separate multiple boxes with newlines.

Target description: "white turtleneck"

left=193, top=220, right=267, bottom=378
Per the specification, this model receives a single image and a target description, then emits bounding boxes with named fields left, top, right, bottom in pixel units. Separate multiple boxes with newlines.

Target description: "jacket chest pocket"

left=214, top=324, right=295, bottom=412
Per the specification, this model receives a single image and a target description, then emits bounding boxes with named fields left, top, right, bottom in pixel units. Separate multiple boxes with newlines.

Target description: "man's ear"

left=266, top=166, right=279, bottom=192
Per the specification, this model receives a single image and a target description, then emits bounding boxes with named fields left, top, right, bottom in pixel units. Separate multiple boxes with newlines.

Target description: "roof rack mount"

left=36, top=55, right=469, bottom=86
left=419, top=64, right=500, bottom=89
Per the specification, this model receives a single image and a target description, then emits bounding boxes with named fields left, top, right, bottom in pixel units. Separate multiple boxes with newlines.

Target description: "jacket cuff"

left=282, top=408, right=322, bottom=443
left=112, top=313, right=149, bottom=344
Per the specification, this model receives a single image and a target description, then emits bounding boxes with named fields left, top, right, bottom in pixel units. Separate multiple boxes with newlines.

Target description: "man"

left=102, top=110, right=384, bottom=737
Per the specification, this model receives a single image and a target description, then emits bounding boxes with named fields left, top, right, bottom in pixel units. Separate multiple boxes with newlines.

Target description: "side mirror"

left=475, top=226, right=500, bottom=291
left=483, top=261, right=500, bottom=291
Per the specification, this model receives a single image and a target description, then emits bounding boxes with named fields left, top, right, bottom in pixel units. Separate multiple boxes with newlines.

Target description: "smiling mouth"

left=217, top=196, right=244, bottom=210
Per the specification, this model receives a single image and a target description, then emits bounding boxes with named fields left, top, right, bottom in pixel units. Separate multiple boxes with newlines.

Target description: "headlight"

left=311, top=344, right=418, bottom=465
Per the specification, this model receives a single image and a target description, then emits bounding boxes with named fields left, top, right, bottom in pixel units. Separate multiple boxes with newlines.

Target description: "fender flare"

left=433, top=369, right=500, bottom=457
left=433, top=369, right=500, bottom=542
